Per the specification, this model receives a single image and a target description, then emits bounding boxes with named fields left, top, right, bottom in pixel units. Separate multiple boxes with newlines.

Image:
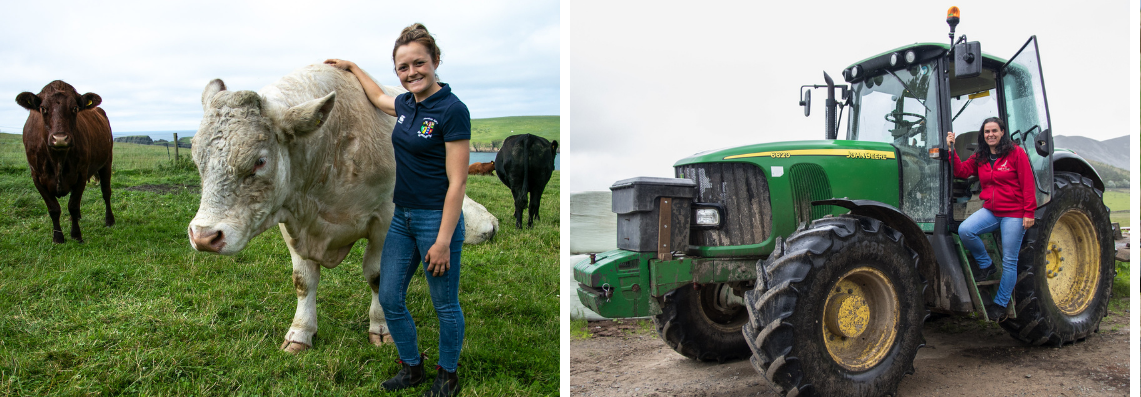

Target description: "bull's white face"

left=188, top=79, right=336, bottom=254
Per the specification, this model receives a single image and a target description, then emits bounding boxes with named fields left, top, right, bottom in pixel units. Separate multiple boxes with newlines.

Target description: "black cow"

left=495, top=134, right=558, bottom=228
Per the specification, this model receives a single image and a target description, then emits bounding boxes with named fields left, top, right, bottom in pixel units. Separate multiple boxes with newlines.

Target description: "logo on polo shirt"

left=418, top=118, right=438, bottom=138
left=398, top=115, right=405, bottom=124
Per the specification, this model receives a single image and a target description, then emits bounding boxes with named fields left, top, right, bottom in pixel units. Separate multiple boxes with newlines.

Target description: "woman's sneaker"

left=423, top=365, right=460, bottom=397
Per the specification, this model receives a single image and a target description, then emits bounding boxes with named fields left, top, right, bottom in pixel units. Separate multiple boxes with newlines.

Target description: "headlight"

left=692, top=204, right=725, bottom=229
left=889, top=53, right=899, bottom=67
left=905, top=50, right=916, bottom=64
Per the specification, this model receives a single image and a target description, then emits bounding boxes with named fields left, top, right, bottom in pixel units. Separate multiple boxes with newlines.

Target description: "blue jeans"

left=959, top=208, right=1026, bottom=307
left=379, top=205, right=465, bottom=372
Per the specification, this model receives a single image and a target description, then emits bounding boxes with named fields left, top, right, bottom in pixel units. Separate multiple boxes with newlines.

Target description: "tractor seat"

left=951, top=130, right=981, bottom=202
left=954, top=130, right=979, bottom=160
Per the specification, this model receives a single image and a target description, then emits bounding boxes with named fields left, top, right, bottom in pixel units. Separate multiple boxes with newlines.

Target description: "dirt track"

left=570, top=311, right=1129, bottom=396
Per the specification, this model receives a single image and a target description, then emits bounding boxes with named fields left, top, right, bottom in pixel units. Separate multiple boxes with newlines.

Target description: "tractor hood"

left=676, top=139, right=901, bottom=166
left=670, top=139, right=903, bottom=257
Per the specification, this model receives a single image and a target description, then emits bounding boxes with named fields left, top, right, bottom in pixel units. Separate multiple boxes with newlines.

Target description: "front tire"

left=654, top=283, right=750, bottom=363
left=1001, top=171, right=1115, bottom=345
left=743, top=215, right=926, bottom=397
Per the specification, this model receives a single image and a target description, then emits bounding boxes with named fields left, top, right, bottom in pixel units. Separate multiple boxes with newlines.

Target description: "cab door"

left=999, top=36, right=1053, bottom=206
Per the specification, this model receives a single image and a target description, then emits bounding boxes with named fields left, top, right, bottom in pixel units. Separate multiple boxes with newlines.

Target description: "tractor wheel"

left=743, top=215, right=926, bottom=397
left=654, top=282, right=750, bottom=363
left=1000, top=172, right=1115, bottom=346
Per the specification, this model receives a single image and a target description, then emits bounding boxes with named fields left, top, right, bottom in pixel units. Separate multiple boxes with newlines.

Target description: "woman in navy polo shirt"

left=326, top=23, right=468, bottom=397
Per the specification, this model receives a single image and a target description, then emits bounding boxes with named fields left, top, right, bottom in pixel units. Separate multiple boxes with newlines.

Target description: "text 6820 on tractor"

left=574, top=7, right=1122, bottom=396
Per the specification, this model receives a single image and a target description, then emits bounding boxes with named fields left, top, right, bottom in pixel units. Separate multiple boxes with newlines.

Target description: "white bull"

left=463, top=196, right=498, bottom=244
left=187, top=64, right=495, bottom=353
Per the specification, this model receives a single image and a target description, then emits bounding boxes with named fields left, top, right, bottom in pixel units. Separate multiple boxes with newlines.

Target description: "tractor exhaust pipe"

left=824, top=71, right=838, bottom=140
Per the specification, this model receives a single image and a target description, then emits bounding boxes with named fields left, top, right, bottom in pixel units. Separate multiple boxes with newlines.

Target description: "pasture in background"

left=0, top=115, right=560, bottom=171
left=0, top=147, right=559, bottom=394
left=468, top=116, right=559, bottom=152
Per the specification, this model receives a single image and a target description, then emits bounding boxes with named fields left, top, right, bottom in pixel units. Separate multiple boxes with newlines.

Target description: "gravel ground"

left=570, top=309, right=1130, bottom=396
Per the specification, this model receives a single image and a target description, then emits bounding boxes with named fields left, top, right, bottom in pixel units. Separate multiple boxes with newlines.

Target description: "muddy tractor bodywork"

left=574, top=10, right=1118, bottom=397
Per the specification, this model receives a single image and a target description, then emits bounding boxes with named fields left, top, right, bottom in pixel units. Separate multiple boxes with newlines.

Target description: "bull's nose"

left=188, top=226, right=225, bottom=253
left=50, top=133, right=71, bottom=147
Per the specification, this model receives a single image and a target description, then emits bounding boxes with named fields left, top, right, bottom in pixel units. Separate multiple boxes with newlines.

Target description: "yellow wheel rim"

left=1045, top=210, right=1101, bottom=316
left=823, top=266, right=899, bottom=371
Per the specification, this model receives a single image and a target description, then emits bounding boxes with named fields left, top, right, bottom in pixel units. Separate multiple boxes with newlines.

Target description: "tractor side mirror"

left=954, top=41, right=982, bottom=79
left=1035, top=128, right=1054, bottom=157
left=800, top=89, right=811, bottom=117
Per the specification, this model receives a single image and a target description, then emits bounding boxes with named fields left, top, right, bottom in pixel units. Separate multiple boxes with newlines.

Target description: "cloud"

left=0, top=0, right=558, bottom=134
left=567, top=1, right=1130, bottom=192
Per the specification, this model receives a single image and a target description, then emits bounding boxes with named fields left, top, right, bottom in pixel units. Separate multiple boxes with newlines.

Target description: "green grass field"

left=0, top=115, right=560, bottom=168
left=0, top=133, right=189, bottom=171
left=0, top=162, right=559, bottom=395
left=469, top=116, right=559, bottom=152
left=1103, top=188, right=1129, bottom=228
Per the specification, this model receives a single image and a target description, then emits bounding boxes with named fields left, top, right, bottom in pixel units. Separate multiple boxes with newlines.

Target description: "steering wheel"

left=887, top=111, right=926, bottom=140
left=885, top=111, right=926, bottom=126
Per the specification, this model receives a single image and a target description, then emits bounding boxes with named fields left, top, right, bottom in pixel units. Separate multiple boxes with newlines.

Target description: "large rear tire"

left=1001, top=171, right=1115, bottom=345
left=654, top=283, right=750, bottom=363
left=743, top=215, right=926, bottom=397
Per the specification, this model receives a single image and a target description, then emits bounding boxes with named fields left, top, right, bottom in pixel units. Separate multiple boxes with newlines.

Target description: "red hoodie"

left=949, top=145, right=1037, bottom=219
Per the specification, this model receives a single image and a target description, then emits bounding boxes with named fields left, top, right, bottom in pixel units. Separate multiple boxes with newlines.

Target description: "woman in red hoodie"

left=946, top=117, right=1036, bottom=322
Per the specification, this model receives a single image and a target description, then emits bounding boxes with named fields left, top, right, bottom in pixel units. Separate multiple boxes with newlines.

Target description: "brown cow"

left=468, top=160, right=495, bottom=175
left=15, top=81, right=115, bottom=243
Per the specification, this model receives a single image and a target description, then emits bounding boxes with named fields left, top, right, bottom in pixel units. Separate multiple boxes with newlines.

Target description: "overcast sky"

left=0, top=0, right=558, bottom=134
left=568, top=1, right=1135, bottom=192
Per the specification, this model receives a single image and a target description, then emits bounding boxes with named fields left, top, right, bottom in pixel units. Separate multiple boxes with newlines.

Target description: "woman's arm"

left=324, top=59, right=397, bottom=117
left=946, top=131, right=977, bottom=178
left=424, top=140, right=470, bottom=277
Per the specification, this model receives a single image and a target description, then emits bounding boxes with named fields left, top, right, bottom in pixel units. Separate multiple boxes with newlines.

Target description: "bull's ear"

left=15, top=92, right=40, bottom=110
left=550, top=140, right=559, bottom=153
left=79, top=93, right=101, bottom=110
left=201, top=79, right=227, bottom=109
left=283, top=91, right=336, bottom=138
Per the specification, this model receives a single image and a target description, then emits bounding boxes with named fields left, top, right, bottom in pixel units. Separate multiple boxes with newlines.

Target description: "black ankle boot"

left=422, top=365, right=460, bottom=397
left=973, top=265, right=996, bottom=282
left=985, top=302, right=1007, bottom=322
left=382, top=359, right=426, bottom=391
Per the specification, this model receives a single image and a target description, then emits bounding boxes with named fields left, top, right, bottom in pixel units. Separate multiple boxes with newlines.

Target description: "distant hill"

left=114, top=135, right=153, bottom=145
left=1053, top=135, right=1128, bottom=170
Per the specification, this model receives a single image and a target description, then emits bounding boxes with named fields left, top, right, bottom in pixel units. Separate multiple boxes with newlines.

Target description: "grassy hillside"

left=470, top=116, right=559, bottom=152
left=1088, top=160, right=1129, bottom=188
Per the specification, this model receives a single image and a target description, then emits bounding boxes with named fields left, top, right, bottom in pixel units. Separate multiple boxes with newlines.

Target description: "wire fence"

left=0, top=133, right=191, bottom=171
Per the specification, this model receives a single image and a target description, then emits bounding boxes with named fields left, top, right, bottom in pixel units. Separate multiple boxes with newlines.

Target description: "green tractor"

left=573, top=7, right=1119, bottom=396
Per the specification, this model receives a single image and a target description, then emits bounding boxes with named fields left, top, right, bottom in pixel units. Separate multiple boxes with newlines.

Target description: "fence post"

left=174, top=133, right=179, bottom=161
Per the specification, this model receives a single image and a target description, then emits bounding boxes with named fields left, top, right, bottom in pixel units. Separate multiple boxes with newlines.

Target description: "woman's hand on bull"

left=324, top=59, right=356, bottom=71
left=424, top=242, right=451, bottom=276
left=946, top=131, right=955, bottom=147
left=1023, top=217, right=1035, bottom=230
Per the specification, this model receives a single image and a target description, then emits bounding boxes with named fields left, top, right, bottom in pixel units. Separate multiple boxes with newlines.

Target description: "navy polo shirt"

left=392, top=83, right=471, bottom=210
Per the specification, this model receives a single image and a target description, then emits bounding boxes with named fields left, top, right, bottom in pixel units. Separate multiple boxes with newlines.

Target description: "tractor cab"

left=815, top=36, right=1058, bottom=228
